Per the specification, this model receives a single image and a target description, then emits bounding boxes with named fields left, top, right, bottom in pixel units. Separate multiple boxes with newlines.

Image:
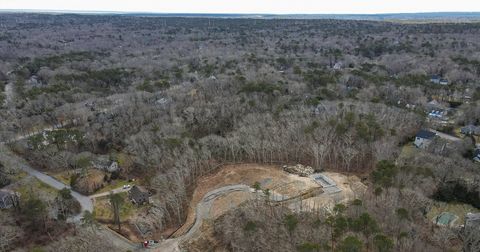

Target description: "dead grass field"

left=51, top=170, right=74, bottom=185
left=93, top=192, right=136, bottom=221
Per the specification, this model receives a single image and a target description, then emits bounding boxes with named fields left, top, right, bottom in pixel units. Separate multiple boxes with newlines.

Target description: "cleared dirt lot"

left=173, top=163, right=321, bottom=237
left=173, top=164, right=367, bottom=238
left=300, top=172, right=367, bottom=212
left=211, top=191, right=253, bottom=218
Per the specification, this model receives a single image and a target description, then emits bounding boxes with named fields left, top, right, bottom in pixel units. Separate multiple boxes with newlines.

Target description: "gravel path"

left=152, top=184, right=253, bottom=251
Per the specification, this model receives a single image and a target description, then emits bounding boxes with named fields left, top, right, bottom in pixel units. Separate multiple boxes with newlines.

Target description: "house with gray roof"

left=414, top=129, right=437, bottom=149
left=465, top=213, right=480, bottom=230
left=128, top=186, right=151, bottom=205
left=474, top=148, right=480, bottom=163
left=461, top=125, right=480, bottom=136
left=0, top=190, right=18, bottom=209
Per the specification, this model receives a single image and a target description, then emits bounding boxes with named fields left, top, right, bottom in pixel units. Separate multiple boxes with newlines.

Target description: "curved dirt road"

left=184, top=184, right=252, bottom=240
left=154, top=184, right=253, bottom=251
left=1, top=139, right=288, bottom=251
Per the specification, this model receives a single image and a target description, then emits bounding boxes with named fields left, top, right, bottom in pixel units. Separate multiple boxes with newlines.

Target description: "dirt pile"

left=282, top=164, right=314, bottom=177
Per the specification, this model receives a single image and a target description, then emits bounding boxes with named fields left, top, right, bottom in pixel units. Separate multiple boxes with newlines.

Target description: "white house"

left=430, top=75, right=448, bottom=85
left=439, top=79, right=449, bottom=85
left=333, top=62, right=343, bottom=70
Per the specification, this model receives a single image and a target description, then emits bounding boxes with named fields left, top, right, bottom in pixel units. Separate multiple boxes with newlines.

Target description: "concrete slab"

left=309, top=173, right=342, bottom=194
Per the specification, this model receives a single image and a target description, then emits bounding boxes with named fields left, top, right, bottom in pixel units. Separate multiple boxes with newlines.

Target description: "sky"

left=1, top=0, right=480, bottom=14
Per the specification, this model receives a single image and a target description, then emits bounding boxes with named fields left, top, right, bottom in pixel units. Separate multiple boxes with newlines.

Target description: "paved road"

left=0, top=143, right=297, bottom=252
left=0, top=143, right=143, bottom=251
left=0, top=144, right=93, bottom=222
left=20, top=164, right=93, bottom=221
left=429, top=129, right=462, bottom=142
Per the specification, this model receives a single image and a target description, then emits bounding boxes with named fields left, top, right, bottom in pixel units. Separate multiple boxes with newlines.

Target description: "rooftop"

left=416, top=129, right=436, bottom=139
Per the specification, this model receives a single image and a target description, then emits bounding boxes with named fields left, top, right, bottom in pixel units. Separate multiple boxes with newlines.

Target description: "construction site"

left=171, top=163, right=367, bottom=244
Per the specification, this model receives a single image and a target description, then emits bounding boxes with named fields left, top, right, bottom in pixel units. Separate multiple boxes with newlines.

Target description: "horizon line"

left=1, top=9, right=480, bottom=16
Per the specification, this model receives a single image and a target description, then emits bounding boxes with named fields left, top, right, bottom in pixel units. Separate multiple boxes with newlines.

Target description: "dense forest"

left=0, top=14, right=479, bottom=251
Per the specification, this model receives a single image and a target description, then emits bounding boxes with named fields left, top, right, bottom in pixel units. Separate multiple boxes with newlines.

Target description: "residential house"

left=430, top=75, right=449, bottom=85
left=128, top=186, right=151, bottom=205
left=426, top=99, right=446, bottom=111
left=474, top=149, right=480, bottom=163
left=428, top=110, right=446, bottom=119
left=414, top=129, right=437, bottom=149
left=333, top=62, right=343, bottom=70
left=430, top=75, right=441, bottom=84
left=461, top=125, right=480, bottom=136
left=92, top=156, right=119, bottom=173
left=0, top=190, right=18, bottom=209
left=465, top=213, right=480, bottom=230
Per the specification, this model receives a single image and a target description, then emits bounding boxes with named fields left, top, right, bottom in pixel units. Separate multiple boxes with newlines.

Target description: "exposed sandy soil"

left=172, top=163, right=320, bottom=237
left=211, top=191, right=253, bottom=218
left=181, top=221, right=225, bottom=252
left=299, top=172, right=367, bottom=213
left=105, top=223, right=143, bottom=243
left=150, top=164, right=368, bottom=252
left=172, top=164, right=367, bottom=240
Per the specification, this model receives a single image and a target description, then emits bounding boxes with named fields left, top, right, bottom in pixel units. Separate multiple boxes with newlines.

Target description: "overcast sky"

left=1, top=0, right=480, bottom=14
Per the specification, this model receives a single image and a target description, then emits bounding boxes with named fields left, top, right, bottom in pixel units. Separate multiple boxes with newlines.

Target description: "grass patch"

left=51, top=170, right=75, bottom=185
left=94, top=192, right=137, bottom=221
left=399, top=144, right=415, bottom=159
left=453, top=127, right=464, bottom=138
left=14, top=177, right=58, bottom=197
left=12, top=171, right=28, bottom=182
